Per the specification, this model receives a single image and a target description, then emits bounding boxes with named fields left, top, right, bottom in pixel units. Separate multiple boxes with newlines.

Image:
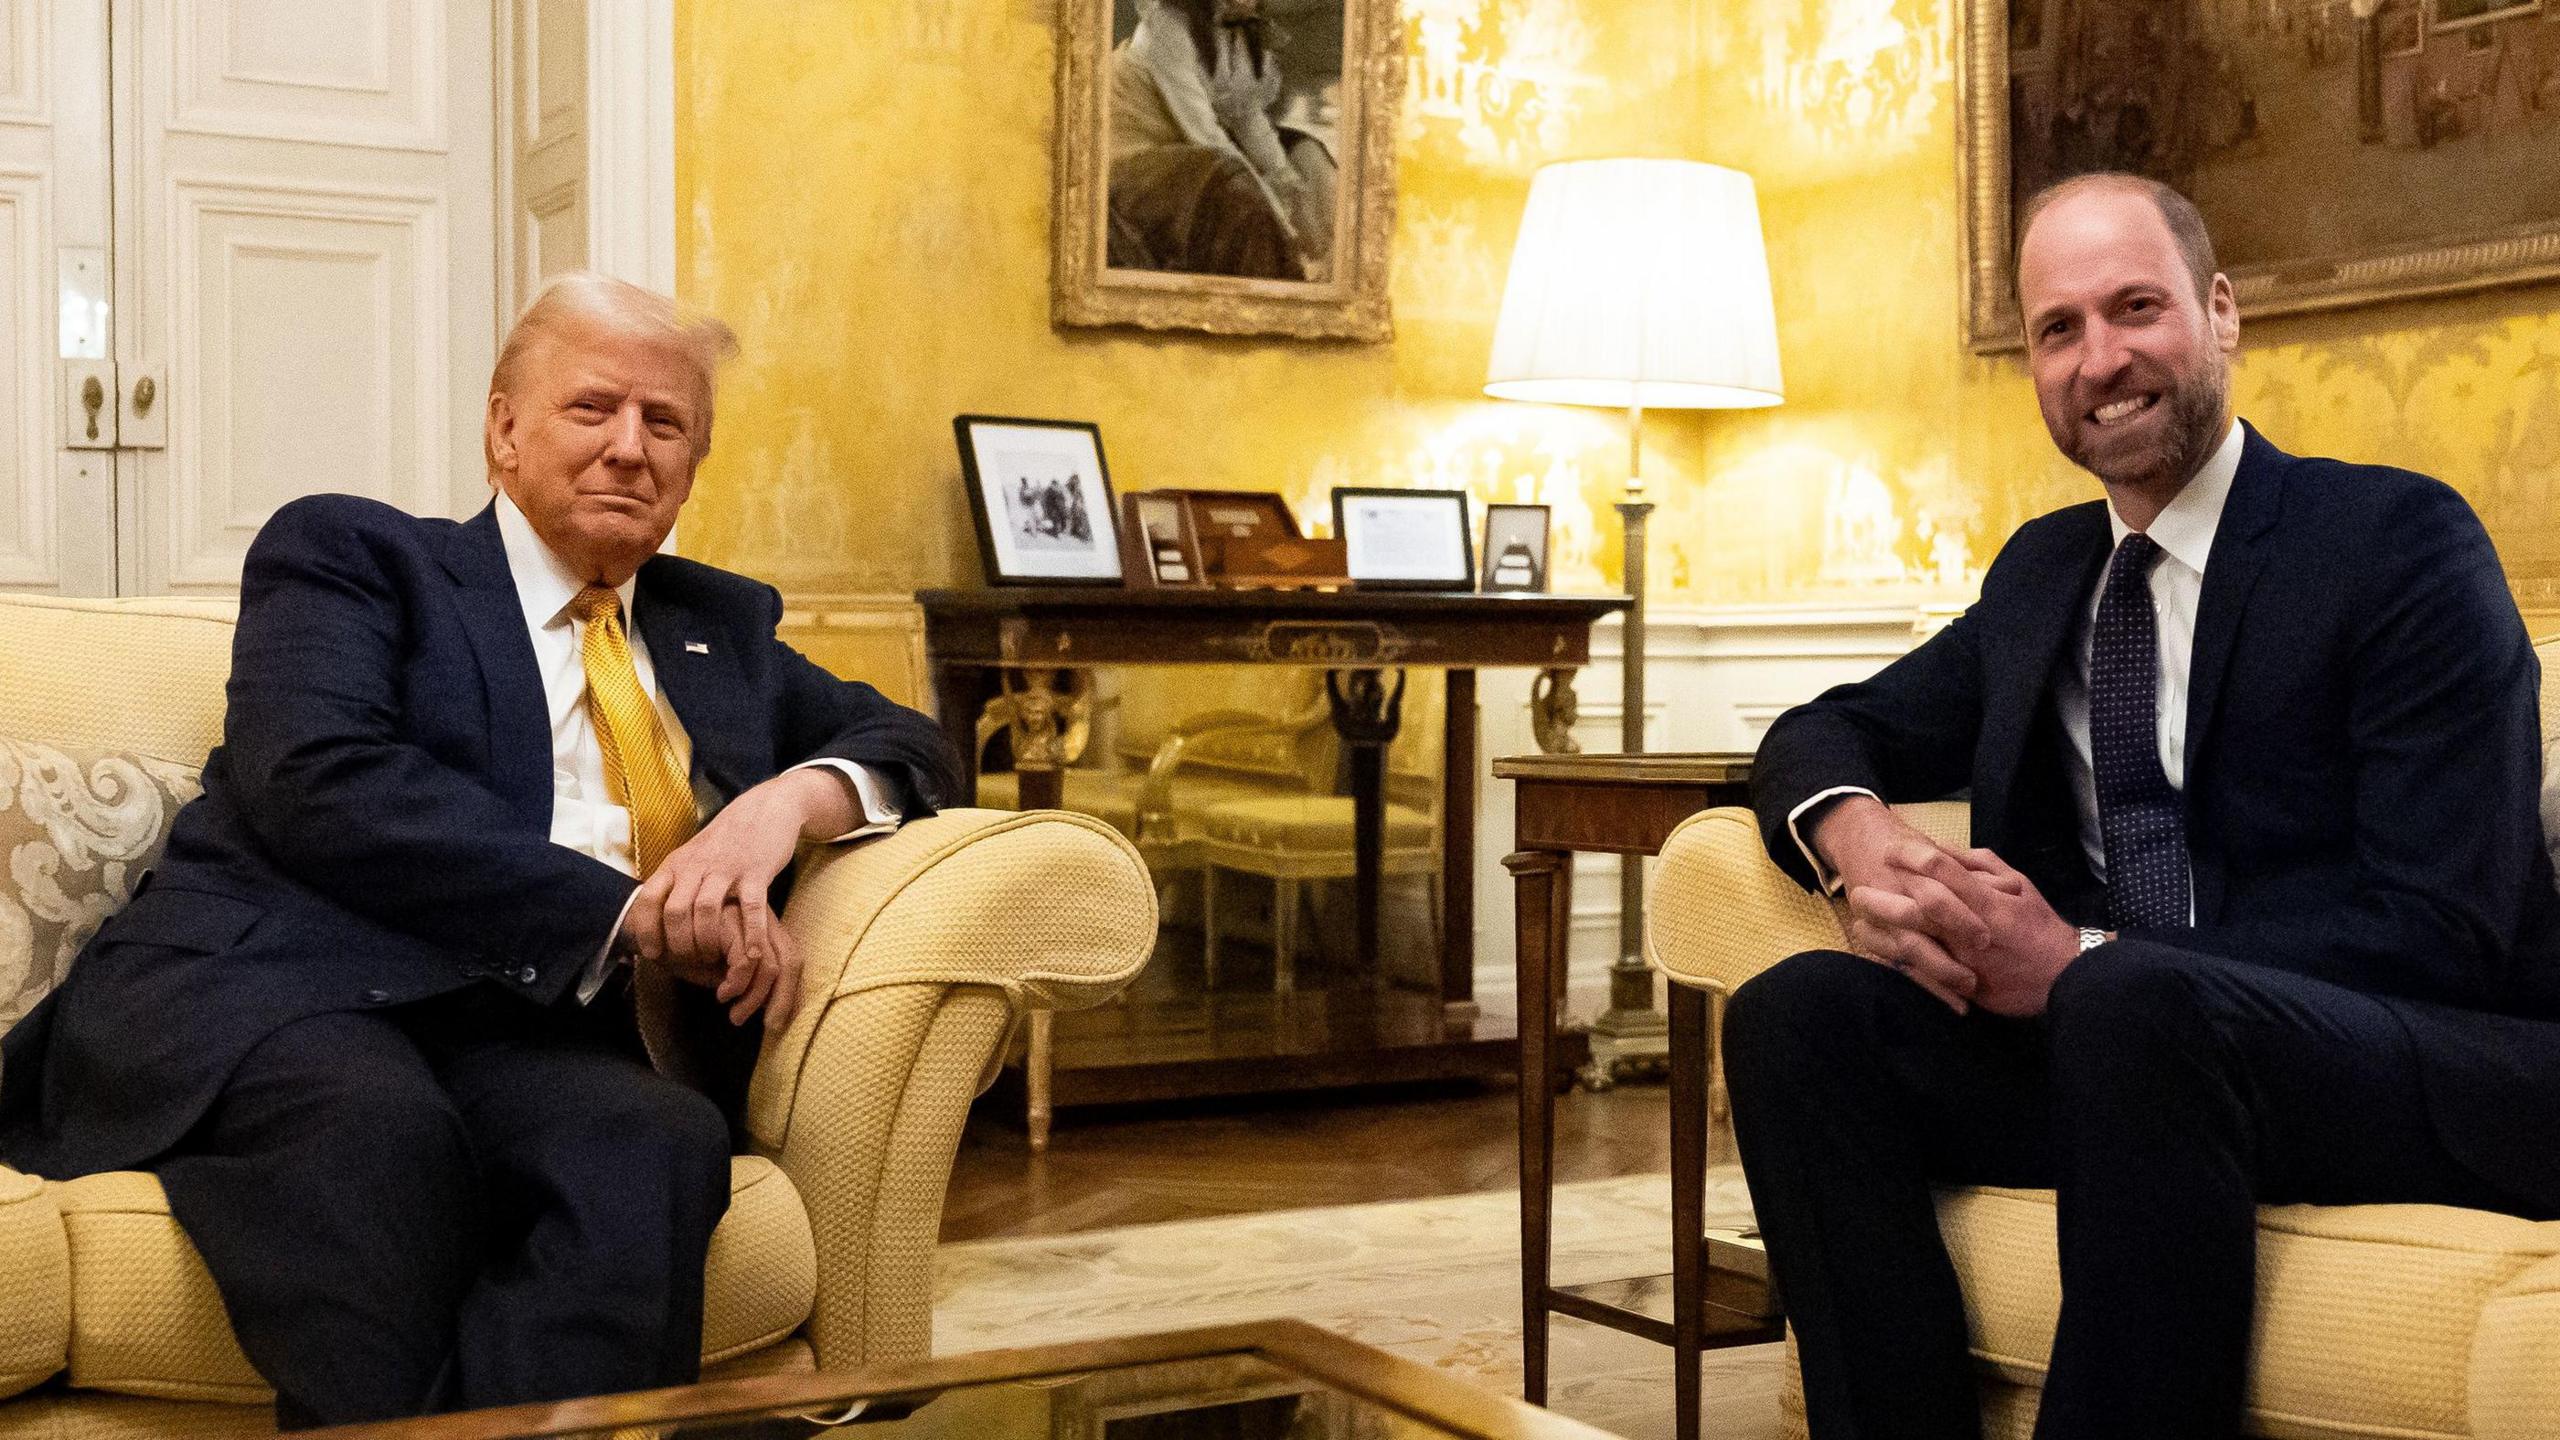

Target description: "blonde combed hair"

left=487, top=272, right=739, bottom=463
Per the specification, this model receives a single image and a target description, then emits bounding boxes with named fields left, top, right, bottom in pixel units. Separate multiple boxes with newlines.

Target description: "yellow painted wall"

left=677, top=0, right=2560, bottom=615
left=1687, top=0, right=2560, bottom=613
left=674, top=0, right=1730, bottom=601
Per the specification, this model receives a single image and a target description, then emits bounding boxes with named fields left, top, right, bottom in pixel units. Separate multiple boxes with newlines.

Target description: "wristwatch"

left=2077, top=926, right=2110, bottom=953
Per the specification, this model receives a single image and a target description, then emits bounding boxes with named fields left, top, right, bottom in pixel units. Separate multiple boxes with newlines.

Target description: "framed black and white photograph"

left=955, top=415, right=1124, bottom=586
left=1479, top=503, right=1551, bottom=592
left=1330, top=486, right=1472, bottom=590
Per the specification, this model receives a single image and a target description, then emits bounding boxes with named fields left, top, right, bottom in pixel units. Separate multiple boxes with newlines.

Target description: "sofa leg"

left=1027, top=1009, right=1054, bottom=1153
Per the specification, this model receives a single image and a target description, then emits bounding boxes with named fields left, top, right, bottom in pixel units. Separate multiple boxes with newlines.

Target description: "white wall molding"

left=586, top=0, right=673, bottom=292
left=1468, top=602, right=1942, bottom=1014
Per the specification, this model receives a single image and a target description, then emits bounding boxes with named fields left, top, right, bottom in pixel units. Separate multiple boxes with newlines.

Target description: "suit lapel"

left=2182, top=424, right=2286, bottom=796
left=438, top=505, right=554, bottom=829
left=1978, top=503, right=2112, bottom=812
left=634, top=566, right=755, bottom=804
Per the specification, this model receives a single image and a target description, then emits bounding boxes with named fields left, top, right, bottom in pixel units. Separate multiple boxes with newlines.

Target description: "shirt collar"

left=2107, top=417, right=2244, bottom=575
left=492, top=490, right=638, bottom=631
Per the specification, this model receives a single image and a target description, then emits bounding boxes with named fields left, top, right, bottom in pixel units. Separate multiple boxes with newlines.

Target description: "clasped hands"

left=614, top=767, right=862, bottom=1030
left=1811, top=796, right=2085, bottom=1018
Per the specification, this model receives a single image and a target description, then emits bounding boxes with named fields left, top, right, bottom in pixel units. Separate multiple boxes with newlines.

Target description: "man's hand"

left=1933, top=849, right=2085, bottom=1018
left=618, top=767, right=859, bottom=1028
left=1815, top=795, right=2019, bottom=1013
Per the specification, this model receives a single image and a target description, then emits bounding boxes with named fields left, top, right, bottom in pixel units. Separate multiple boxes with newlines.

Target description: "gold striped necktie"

left=572, top=585, right=697, bottom=878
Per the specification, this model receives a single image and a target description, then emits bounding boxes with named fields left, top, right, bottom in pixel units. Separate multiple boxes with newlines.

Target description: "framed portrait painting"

left=954, top=416, right=1124, bottom=587
left=1051, top=0, right=1403, bottom=341
left=1961, top=0, right=2560, bottom=351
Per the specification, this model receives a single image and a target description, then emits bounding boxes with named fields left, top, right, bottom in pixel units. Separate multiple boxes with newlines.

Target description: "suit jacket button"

left=515, top=966, right=539, bottom=984
left=362, top=988, right=390, bottom=1005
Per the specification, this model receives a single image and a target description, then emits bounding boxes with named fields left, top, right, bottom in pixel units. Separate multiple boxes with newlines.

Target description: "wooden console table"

left=1494, top=752, right=1779, bottom=1440
left=920, top=587, right=1629, bottom=1149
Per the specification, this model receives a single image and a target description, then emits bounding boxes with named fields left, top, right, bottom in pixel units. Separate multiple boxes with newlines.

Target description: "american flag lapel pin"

left=685, top=641, right=711, bottom=654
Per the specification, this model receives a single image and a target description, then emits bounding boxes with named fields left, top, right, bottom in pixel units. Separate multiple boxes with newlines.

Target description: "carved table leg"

left=1001, top=667, right=1088, bottom=1150
left=999, top=667, right=1091, bottom=813
left=1530, top=667, right=1582, bottom=755
left=1507, top=847, right=1572, bottom=1406
left=1027, top=1009, right=1055, bottom=1154
left=1326, top=668, right=1405, bottom=982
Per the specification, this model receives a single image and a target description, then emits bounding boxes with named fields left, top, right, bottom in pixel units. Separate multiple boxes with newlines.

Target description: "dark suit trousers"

left=1722, top=940, right=2515, bottom=1440
left=153, top=981, right=732, bottom=1429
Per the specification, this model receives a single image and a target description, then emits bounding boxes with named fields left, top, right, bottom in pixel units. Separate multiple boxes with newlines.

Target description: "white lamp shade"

left=1485, top=158, right=1784, bottom=411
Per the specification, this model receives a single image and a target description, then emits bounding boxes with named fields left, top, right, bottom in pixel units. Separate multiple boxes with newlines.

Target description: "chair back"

left=0, top=595, right=239, bottom=764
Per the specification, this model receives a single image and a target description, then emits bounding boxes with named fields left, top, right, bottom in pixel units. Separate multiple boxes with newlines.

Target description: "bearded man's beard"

left=2066, top=351, right=2228, bottom=491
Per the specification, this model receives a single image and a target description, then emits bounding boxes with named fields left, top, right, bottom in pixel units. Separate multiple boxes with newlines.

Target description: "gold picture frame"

left=1959, top=0, right=2560, bottom=353
left=1052, top=0, right=1403, bottom=342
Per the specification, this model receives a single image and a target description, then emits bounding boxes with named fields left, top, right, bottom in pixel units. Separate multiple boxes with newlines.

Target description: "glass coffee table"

left=309, top=1320, right=1620, bottom=1439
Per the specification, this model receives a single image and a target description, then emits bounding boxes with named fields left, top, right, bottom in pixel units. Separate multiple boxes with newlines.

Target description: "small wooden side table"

left=1493, top=752, right=1777, bottom=1440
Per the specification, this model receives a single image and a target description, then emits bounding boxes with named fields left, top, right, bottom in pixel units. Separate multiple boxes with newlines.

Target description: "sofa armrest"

left=2471, top=1247, right=2560, bottom=1439
left=744, top=807, right=1156, bottom=1369
left=1645, top=802, right=1973, bottom=996
left=1645, top=807, right=1848, bottom=997
left=0, top=1166, right=68, bottom=1400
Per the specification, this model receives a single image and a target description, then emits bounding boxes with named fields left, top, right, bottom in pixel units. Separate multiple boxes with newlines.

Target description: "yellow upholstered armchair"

left=0, top=594, right=1158, bottom=1437
left=977, top=670, right=1442, bottom=992
left=1644, top=647, right=2560, bottom=1440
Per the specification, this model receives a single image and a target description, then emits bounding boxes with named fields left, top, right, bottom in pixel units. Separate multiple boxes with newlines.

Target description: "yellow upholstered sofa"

left=0, top=594, right=1158, bottom=1438
left=1645, top=641, right=2560, bottom=1440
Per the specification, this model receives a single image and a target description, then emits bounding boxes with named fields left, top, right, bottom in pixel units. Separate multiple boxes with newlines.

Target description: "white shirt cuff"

left=576, top=887, right=646, bottom=1006
left=1785, top=786, right=1880, bottom=895
left=574, top=761, right=902, bottom=1008
left=788, top=758, right=904, bottom=841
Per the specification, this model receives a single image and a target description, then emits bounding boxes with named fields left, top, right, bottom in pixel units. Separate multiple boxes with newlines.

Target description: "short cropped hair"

left=488, top=272, right=739, bottom=461
left=2014, top=172, right=2219, bottom=307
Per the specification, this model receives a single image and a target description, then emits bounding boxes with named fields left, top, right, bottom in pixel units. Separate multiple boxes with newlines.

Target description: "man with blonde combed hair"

left=0, top=273, right=957, bottom=1427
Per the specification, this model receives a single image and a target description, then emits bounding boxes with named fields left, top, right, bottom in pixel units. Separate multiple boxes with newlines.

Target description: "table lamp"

left=1484, top=157, right=1783, bottom=1077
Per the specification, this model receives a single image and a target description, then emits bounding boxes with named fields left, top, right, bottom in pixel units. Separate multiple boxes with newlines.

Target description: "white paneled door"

left=3, top=0, right=497, bottom=596
left=124, top=0, right=495, bottom=593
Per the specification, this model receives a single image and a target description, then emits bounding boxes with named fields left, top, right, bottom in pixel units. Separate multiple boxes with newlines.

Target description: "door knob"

left=81, top=375, right=104, bottom=440
left=130, top=375, right=156, bottom=417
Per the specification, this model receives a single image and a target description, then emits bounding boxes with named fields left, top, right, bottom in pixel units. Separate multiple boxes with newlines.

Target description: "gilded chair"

left=1187, top=673, right=1443, bottom=994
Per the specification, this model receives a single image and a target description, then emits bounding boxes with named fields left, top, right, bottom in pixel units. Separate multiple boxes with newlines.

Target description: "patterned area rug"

left=934, top=1169, right=1786, bottom=1440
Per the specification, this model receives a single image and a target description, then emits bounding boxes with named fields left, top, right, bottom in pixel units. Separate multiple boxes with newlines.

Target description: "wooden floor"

left=942, top=1077, right=1706, bottom=1243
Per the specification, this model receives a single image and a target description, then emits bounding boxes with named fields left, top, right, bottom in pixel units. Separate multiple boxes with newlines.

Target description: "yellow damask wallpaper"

left=673, top=0, right=1726, bottom=599
left=675, top=0, right=2560, bottom=613
left=1684, top=0, right=2560, bottom=610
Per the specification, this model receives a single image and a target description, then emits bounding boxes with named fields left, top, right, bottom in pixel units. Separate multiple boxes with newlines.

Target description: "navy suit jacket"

left=0, top=494, right=959, bottom=1179
left=1752, top=425, right=2560, bottom=1213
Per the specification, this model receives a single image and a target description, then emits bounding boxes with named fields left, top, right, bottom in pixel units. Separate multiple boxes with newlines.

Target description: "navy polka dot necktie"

left=2091, top=532, right=2191, bottom=929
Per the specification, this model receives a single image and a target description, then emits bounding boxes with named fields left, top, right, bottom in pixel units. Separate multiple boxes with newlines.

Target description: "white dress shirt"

left=492, top=495, right=901, bottom=1001
left=1788, top=420, right=2246, bottom=908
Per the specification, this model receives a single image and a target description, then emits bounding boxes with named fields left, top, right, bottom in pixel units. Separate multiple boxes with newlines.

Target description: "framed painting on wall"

left=1960, top=0, right=2560, bottom=351
left=1051, top=0, right=1404, bottom=341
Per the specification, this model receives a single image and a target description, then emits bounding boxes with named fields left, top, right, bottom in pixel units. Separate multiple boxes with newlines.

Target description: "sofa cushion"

left=1938, top=1185, right=2560, bottom=1439
left=0, top=736, right=202, bottom=1036
left=1197, top=796, right=1433, bottom=853
left=0, top=1166, right=69, bottom=1401
left=50, top=1156, right=817, bottom=1403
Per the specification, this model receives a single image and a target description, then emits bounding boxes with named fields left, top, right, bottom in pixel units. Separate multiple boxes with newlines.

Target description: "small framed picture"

left=1331, top=486, right=1474, bottom=590
left=1479, top=503, right=1551, bottom=592
left=1118, top=491, right=1206, bottom=588
left=954, top=415, right=1124, bottom=586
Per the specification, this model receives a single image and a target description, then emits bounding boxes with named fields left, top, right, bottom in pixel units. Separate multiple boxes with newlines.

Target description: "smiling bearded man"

left=1722, top=174, right=2560, bottom=1439
left=0, top=274, right=958, bottom=1429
